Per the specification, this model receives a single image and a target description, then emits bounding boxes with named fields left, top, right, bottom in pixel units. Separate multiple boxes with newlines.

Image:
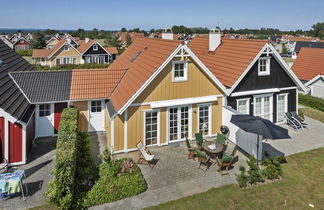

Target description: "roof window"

left=0, top=60, right=5, bottom=67
left=130, top=51, right=142, bottom=62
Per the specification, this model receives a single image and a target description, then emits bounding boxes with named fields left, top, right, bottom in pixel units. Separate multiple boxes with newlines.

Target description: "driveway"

left=1, top=137, right=56, bottom=210
left=263, top=116, right=324, bottom=157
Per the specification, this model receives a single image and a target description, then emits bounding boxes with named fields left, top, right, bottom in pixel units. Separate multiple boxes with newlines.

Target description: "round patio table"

left=202, top=141, right=224, bottom=159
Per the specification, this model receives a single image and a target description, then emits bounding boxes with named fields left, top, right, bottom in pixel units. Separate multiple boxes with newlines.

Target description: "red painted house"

left=0, top=40, right=36, bottom=165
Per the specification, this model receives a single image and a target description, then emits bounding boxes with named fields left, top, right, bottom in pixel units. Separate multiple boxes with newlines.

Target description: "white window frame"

left=167, top=105, right=192, bottom=143
left=64, top=45, right=69, bottom=51
left=197, top=103, right=212, bottom=137
left=56, top=58, right=60, bottom=65
left=258, top=57, right=270, bottom=76
left=63, top=57, right=70, bottom=64
left=90, top=100, right=102, bottom=113
left=72, top=57, right=77, bottom=64
left=276, top=93, right=288, bottom=123
left=172, top=60, right=188, bottom=82
left=236, top=98, right=250, bottom=115
left=253, top=94, right=273, bottom=122
left=143, top=109, right=160, bottom=147
left=39, top=104, right=51, bottom=117
left=93, top=44, right=98, bottom=51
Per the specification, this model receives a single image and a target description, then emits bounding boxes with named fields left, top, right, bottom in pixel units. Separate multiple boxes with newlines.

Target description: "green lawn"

left=23, top=56, right=34, bottom=64
left=300, top=106, right=324, bottom=123
left=146, top=147, right=324, bottom=210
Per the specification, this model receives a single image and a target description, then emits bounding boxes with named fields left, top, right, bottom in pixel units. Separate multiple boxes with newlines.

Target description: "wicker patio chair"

left=186, top=138, right=196, bottom=160
left=136, top=141, right=155, bottom=169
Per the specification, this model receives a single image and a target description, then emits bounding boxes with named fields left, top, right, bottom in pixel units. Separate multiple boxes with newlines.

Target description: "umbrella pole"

left=257, top=134, right=259, bottom=165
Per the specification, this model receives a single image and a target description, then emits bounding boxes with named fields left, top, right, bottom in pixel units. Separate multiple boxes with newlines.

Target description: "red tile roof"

left=108, top=37, right=181, bottom=111
left=120, top=32, right=145, bottom=43
left=70, top=68, right=127, bottom=100
left=292, top=47, right=324, bottom=81
left=76, top=39, right=95, bottom=53
left=189, top=36, right=267, bottom=87
left=32, top=49, right=50, bottom=58
left=105, top=47, right=118, bottom=55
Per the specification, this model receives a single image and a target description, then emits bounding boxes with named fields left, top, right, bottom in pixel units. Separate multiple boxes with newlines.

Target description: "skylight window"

left=130, top=51, right=142, bottom=62
left=0, top=60, right=5, bottom=67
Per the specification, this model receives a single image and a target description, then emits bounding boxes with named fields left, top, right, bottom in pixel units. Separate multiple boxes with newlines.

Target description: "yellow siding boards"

left=49, top=46, right=81, bottom=66
left=114, top=114, right=124, bottom=151
left=73, top=101, right=88, bottom=132
left=134, top=58, right=223, bottom=104
left=105, top=108, right=111, bottom=149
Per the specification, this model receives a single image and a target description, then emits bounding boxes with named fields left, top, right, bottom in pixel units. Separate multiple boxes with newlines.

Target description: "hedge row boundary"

left=299, top=94, right=324, bottom=112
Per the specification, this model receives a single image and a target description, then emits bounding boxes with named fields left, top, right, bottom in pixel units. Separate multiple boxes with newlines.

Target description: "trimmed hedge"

left=34, top=63, right=109, bottom=71
left=47, top=108, right=79, bottom=209
left=16, top=49, right=33, bottom=56
left=299, top=94, right=324, bottom=112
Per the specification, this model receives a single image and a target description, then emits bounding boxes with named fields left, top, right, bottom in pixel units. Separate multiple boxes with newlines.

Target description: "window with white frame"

left=39, top=104, right=51, bottom=117
left=90, top=101, right=102, bottom=113
left=237, top=98, right=250, bottom=114
left=172, top=61, right=188, bottom=82
left=93, top=44, right=98, bottom=51
left=56, top=58, right=60, bottom=65
left=63, top=57, right=70, bottom=64
left=258, top=57, right=270, bottom=76
left=277, top=94, right=288, bottom=123
left=254, top=95, right=273, bottom=121
left=64, top=45, right=69, bottom=51
left=199, top=104, right=211, bottom=136
left=72, top=57, right=77, bottom=64
left=145, top=110, right=159, bottom=146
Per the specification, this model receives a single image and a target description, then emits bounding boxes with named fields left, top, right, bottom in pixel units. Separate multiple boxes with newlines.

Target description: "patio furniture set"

left=285, top=111, right=309, bottom=131
left=189, top=132, right=238, bottom=175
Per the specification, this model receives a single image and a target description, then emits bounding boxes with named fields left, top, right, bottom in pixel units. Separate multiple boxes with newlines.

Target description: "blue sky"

left=1, top=0, right=323, bottom=30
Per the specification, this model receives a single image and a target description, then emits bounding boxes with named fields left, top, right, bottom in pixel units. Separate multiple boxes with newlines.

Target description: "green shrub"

left=99, top=148, right=112, bottom=163
left=261, top=159, right=281, bottom=180
left=246, top=156, right=264, bottom=185
left=299, top=94, right=324, bottom=112
left=73, top=132, right=99, bottom=209
left=33, top=63, right=109, bottom=71
left=83, top=159, right=147, bottom=207
left=236, top=166, right=249, bottom=188
left=47, top=108, right=79, bottom=209
left=16, top=49, right=32, bottom=56
left=298, top=108, right=305, bottom=120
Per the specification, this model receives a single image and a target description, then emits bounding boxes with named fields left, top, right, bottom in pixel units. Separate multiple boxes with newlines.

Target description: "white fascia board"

left=228, top=43, right=268, bottom=95
left=117, top=44, right=184, bottom=115
left=150, top=95, right=219, bottom=108
left=305, top=75, right=324, bottom=87
left=230, top=88, right=280, bottom=97
left=0, top=108, right=18, bottom=123
left=48, top=41, right=82, bottom=59
left=268, top=44, right=308, bottom=93
left=183, top=45, right=229, bottom=95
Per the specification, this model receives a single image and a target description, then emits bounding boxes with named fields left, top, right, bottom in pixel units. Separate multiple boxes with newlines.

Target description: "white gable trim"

left=305, top=75, right=324, bottom=87
left=48, top=41, right=82, bottom=59
left=228, top=43, right=268, bottom=94
left=117, top=44, right=182, bottom=115
left=81, top=41, right=112, bottom=56
left=0, top=108, right=18, bottom=123
left=268, top=44, right=307, bottom=93
left=182, top=45, right=229, bottom=95
left=117, top=44, right=228, bottom=115
left=228, top=43, right=307, bottom=94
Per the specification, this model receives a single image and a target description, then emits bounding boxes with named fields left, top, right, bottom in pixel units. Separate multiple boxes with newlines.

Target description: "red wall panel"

left=0, top=117, right=4, bottom=162
left=54, top=103, right=67, bottom=134
left=9, top=122, right=22, bottom=163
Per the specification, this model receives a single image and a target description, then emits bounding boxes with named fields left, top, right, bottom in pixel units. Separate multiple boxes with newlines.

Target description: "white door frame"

left=197, top=103, right=212, bottom=137
left=253, top=94, right=273, bottom=122
left=143, top=109, right=160, bottom=147
left=167, top=105, right=192, bottom=144
left=36, top=104, right=54, bottom=137
left=276, top=93, right=288, bottom=123
left=88, top=100, right=105, bottom=132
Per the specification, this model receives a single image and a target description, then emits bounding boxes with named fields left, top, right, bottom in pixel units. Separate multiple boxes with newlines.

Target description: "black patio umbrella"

left=230, top=114, right=290, bottom=160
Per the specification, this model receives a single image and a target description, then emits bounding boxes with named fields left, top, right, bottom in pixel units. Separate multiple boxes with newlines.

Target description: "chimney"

left=162, top=28, right=173, bottom=40
left=85, top=37, right=90, bottom=43
left=209, top=27, right=221, bottom=51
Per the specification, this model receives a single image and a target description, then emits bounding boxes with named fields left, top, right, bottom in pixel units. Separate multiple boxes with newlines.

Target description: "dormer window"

left=258, top=57, right=270, bottom=76
left=64, top=45, right=69, bottom=51
left=93, top=44, right=98, bottom=51
left=172, top=61, right=188, bottom=82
